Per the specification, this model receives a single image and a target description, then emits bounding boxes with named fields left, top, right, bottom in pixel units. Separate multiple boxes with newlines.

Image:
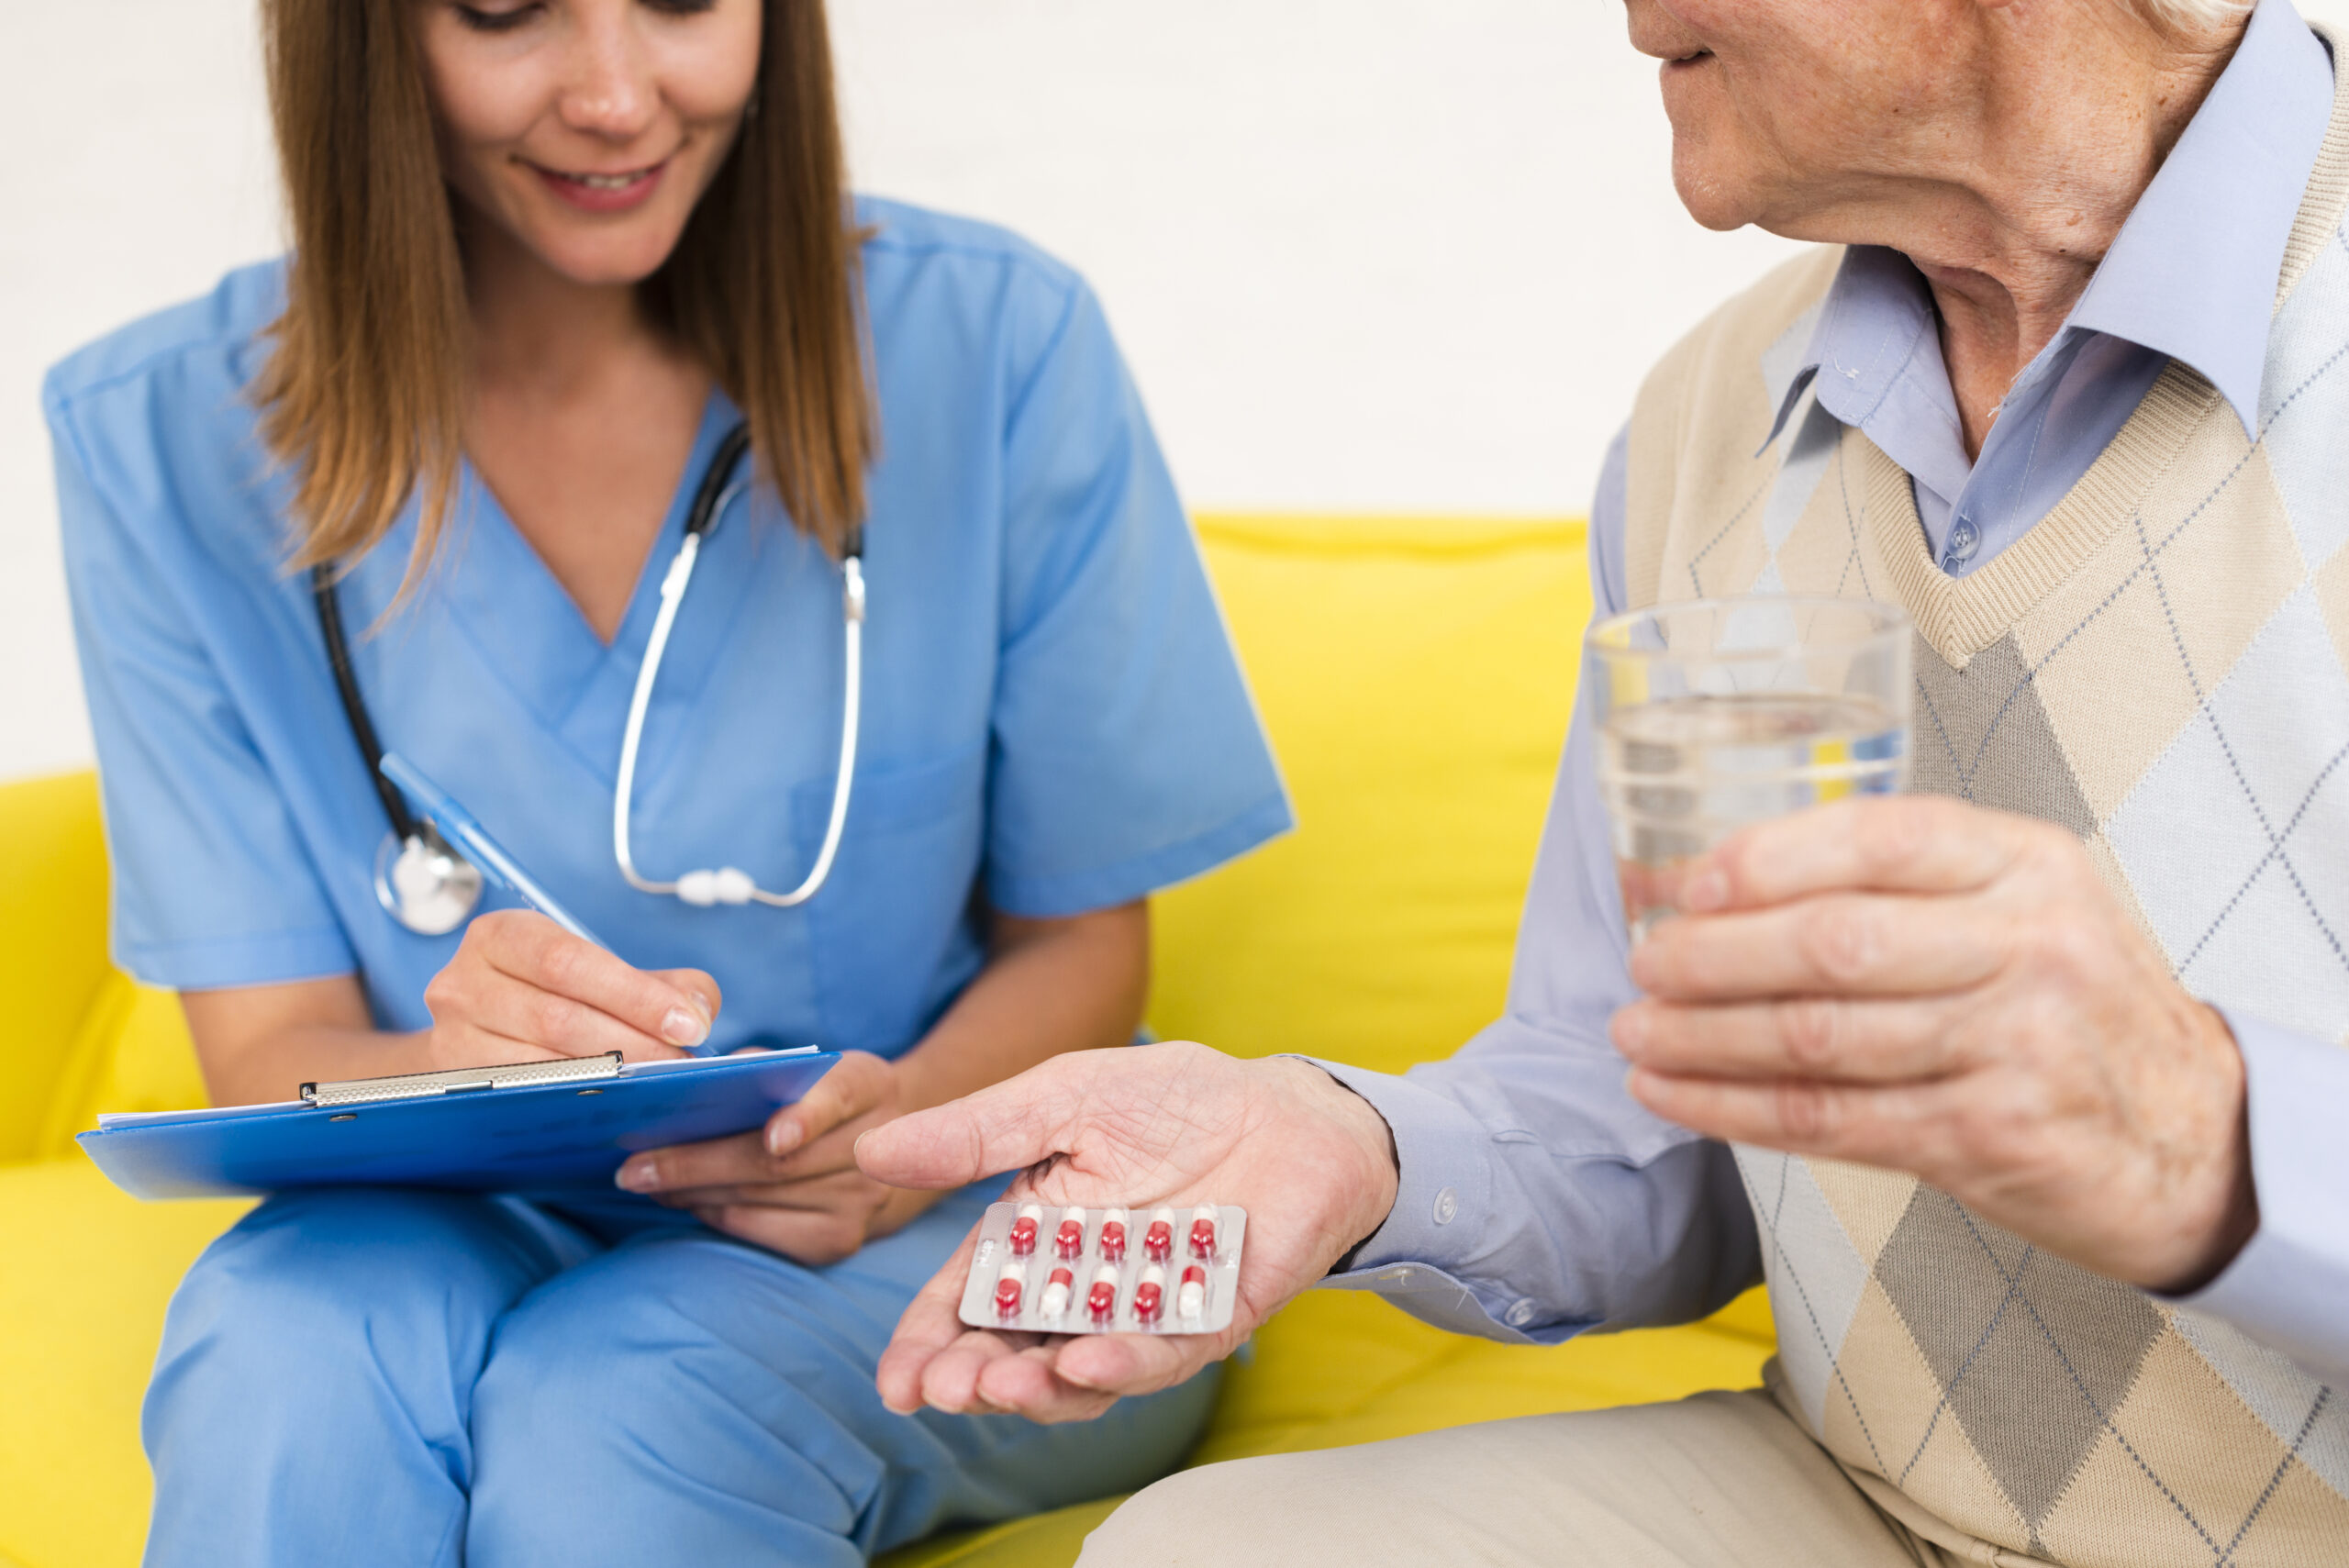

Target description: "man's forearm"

left=1309, top=1023, right=1762, bottom=1344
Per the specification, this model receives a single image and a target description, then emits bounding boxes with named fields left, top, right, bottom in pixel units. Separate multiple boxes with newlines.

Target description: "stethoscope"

left=317, top=420, right=867, bottom=937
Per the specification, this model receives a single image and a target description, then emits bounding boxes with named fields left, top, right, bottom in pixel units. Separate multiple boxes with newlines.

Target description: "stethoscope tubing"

left=319, top=418, right=863, bottom=932
left=610, top=503, right=865, bottom=906
left=314, top=558, right=421, bottom=844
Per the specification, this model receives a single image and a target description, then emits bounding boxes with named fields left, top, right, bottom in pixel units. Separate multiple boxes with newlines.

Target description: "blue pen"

left=379, top=753, right=610, bottom=951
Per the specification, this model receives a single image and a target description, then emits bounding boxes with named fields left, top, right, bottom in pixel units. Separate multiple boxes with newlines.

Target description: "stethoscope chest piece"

left=373, top=827, right=484, bottom=936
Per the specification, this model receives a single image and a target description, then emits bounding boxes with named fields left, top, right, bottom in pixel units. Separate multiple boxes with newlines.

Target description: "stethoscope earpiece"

left=372, top=828, right=485, bottom=936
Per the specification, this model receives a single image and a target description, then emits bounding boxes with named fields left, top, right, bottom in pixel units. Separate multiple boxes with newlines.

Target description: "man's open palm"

left=855, top=1041, right=1398, bottom=1423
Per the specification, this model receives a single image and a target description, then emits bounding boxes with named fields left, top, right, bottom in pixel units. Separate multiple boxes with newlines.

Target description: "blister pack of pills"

left=957, top=1202, right=1246, bottom=1335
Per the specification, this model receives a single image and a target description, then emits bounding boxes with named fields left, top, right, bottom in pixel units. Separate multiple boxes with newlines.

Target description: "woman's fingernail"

left=1612, top=1008, right=1648, bottom=1056
left=616, top=1161, right=660, bottom=1193
left=1682, top=867, right=1730, bottom=912
left=766, top=1118, right=803, bottom=1158
left=662, top=1006, right=708, bottom=1048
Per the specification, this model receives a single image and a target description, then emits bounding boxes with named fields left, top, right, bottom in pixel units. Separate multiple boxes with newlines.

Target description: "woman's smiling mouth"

left=529, top=158, right=668, bottom=213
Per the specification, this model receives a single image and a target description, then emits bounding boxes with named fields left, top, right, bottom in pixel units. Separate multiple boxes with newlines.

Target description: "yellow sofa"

left=0, top=514, right=1772, bottom=1568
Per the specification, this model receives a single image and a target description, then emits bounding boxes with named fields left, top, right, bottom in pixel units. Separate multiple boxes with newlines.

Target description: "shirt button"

left=1943, top=513, right=1981, bottom=572
left=1432, top=1187, right=1459, bottom=1225
left=1505, top=1298, right=1538, bottom=1328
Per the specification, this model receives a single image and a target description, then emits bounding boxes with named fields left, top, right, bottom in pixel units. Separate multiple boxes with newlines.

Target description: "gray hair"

left=2134, top=0, right=2252, bottom=28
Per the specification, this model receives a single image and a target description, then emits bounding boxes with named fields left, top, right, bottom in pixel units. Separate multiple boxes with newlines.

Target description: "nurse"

left=46, top=0, right=1287, bottom=1563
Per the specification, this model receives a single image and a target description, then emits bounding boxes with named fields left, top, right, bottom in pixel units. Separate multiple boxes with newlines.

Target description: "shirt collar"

left=1765, top=0, right=2333, bottom=447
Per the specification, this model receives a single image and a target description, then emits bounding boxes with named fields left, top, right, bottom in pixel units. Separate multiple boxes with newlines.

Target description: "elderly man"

left=858, top=0, right=2349, bottom=1562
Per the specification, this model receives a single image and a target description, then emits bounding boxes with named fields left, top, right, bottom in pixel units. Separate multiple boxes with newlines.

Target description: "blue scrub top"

left=48, top=199, right=1291, bottom=1056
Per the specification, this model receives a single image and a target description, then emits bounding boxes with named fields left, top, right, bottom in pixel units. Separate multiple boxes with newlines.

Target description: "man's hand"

left=1611, top=794, right=2257, bottom=1294
left=618, top=1051, right=936, bottom=1264
left=852, top=1041, right=1399, bottom=1423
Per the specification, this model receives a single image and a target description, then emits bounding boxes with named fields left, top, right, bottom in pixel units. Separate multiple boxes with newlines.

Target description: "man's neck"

left=1784, top=6, right=2247, bottom=459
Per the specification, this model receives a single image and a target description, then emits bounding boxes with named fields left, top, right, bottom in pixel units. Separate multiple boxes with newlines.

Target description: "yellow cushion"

left=0, top=514, right=1771, bottom=1568
left=0, top=772, right=117, bottom=1162
left=0, top=1161, right=251, bottom=1568
left=1149, top=516, right=1593, bottom=1073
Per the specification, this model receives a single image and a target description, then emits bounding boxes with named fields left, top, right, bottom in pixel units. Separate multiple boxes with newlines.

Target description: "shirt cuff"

left=2170, top=1009, right=2349, bottom=1385
left=1284, top=1055, right=1593, bottom=1346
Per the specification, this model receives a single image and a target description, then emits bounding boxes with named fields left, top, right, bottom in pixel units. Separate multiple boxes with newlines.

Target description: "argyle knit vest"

left=1620, top=70, right=2349, bottom=1568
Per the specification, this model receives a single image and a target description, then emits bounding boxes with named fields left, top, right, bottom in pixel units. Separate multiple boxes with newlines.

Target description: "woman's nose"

left=557, top=6, right=660, bottom=141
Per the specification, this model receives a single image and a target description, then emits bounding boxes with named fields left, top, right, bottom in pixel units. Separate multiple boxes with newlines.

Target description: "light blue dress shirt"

left=1319, top=0, right=2349, bottom=1388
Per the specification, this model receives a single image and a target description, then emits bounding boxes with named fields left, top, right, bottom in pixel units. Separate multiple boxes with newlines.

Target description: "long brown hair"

left=255, top=0, right=874, bottom=592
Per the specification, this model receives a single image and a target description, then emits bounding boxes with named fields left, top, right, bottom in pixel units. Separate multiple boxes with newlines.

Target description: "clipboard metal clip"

left=301, top=1052, right=626, bottom=1109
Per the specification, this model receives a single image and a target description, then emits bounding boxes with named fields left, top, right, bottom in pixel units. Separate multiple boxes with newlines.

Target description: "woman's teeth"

left=571, top=171, right=643, bottom=190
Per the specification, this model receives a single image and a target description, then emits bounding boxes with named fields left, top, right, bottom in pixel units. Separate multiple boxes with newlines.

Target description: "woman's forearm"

left=181, top=976, right=433, bottom=1107
left=890, top=901, right=1150, bottom=1116
left=182, top=913, right=722, bottom=1107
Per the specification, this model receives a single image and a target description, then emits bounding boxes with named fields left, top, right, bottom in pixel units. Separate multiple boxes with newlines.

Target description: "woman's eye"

left=452, top=2, right=543, bottom=32
left=642, top=0, right=719, bottom=15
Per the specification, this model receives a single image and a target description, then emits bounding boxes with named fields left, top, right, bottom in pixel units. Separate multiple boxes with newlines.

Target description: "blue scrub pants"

left=140, top=1183, right=1219, bottom=1566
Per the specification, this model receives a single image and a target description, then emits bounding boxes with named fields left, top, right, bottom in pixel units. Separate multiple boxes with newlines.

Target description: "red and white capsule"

left=1133, top=1262, right=1166, bottom=1321
left=1188, top=1205, right=1219, bottom=1260
left=1053, top=1207, right=1087, bottom=1260
left=994, top=1260, right=1026, bottom=1317
left=1178, top=1263, right=1208, bottom=1319
left=1143, top=1207, right=1175, bottom=1262
left=1041, top=1264, right=1075, bottom=1318
left=1087, top=1263, right=1119, bottom=1320
left=1097, top=1208, right=1130, bottom=1262
left=1008, top=1202, right=1043, bottom=1256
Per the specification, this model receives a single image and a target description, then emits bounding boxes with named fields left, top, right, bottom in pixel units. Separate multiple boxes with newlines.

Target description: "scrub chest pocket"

left=799, top=745, right=988, bottom=1051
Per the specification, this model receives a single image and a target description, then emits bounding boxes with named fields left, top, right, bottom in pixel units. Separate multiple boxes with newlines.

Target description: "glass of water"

left=1587, top=596, right=1911, bottom=942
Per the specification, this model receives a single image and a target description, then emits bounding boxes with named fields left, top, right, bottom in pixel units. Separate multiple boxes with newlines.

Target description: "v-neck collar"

left=1858, top=363, right=2217, bottom=667
left=438, top=391, right=740, bottom=751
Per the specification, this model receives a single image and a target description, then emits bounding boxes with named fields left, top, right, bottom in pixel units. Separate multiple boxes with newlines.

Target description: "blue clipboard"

left=76, top=1049, right=839, bottom=1201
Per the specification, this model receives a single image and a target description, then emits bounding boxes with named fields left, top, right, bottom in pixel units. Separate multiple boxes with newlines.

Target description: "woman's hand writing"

left=419, top=909, right=719, bottom=1067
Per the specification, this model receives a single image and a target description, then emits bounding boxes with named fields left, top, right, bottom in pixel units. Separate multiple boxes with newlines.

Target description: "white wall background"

left=10, top=1, right=2341, bottom=782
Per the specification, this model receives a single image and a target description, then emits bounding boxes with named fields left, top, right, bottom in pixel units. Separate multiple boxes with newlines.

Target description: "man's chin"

left=1669, top=153, right=1763, bottom=234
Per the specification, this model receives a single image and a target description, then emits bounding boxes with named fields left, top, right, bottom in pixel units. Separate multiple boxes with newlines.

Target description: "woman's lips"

left=531, top=159, right=667, bottom=214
